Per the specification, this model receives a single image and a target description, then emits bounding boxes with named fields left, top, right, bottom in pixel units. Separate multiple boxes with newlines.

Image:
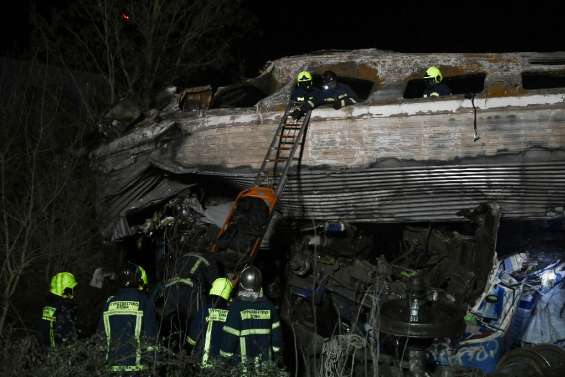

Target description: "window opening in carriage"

left=522, top=71, right=565, bottom=90
left=403, top=73, right=486, bottom=99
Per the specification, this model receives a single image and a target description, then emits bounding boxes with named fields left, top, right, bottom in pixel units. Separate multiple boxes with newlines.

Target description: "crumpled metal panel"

left=105, top=173, right=194, bottom=240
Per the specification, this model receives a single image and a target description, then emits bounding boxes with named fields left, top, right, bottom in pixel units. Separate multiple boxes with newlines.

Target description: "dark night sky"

left=244, top=1, right=565, bottom=72
left=2, top=1, right=565, bottom=76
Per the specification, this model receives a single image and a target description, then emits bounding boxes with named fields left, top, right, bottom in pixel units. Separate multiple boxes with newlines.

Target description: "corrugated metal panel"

left=202, top=160, right=565, bottom=223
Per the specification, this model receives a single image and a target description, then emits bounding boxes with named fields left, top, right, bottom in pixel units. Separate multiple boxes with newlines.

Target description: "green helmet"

left=297, top=71, right=313, bottom=83
left=50, top=272, right=78, bottom=299
left=209, top=277, right=233, bottom=301
left=138, top=265, right=148, bottom=287
left=424, top=66, right=443, bottom=84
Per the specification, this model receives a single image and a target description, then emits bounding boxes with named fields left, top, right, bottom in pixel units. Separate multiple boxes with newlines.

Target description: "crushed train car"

left=91, top=49, right=565, bottom=241
left=89, top=49, right=565, bottom=376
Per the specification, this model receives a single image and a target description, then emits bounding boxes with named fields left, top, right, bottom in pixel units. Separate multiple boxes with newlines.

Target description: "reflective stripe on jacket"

left=290, top=86, right=324, bottom=112
left=188, top=302, right=230, bottom=366
left=219, top=296, right=282, bottom=363
left=39, top=295, right=77, bottom=350
left=97, top=287, right=156, bottom=372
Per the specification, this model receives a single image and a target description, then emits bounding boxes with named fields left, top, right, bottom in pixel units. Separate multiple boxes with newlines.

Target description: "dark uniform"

left=187, top=300, right=230, bottom=366
left=98, top=287, right=156, bottom=374
left=423, top=83, right=451, bottom=97
left=219, top=295, right=282, bottom=365
left=290, top=85, right=324, bottom=119
left=40, top=295, right=78, bottom=350
left=160, top=252, right=220, bottom=349
left=322, top=82, right=358, bottom=109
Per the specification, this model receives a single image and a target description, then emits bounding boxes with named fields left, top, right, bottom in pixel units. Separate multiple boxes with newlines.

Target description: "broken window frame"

left=403, top=72, right=487, bottom=99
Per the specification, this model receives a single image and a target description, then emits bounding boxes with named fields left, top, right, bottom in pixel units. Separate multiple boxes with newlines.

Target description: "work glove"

left=290, top=108, right=305, bottom=120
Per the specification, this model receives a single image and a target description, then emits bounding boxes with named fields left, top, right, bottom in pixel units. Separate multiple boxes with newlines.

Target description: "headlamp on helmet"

left=322, top=71, right=337, bottom=90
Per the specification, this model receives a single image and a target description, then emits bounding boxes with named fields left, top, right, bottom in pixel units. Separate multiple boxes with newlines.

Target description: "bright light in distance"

left=541, top=270, right=557, bottom=288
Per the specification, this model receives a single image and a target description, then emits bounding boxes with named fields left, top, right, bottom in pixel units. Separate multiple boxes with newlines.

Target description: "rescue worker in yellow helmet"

left=97, top=263, right=156, bottom=375
left=423, top=66, right=451, bottom=98
left=39, top=272, right=79, bottom=350
left=290, top=70, right=323, bottom=120
left=187, top=276, right=235, bottom=367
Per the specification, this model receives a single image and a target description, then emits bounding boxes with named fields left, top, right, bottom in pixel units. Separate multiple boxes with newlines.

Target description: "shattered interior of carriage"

left=92, top=50, right=565, bottom=376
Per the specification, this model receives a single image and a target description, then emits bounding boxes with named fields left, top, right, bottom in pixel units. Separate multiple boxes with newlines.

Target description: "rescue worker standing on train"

left=290, top=70, right=323, bottom=120
left=422, top=66, right=451, bottom=97
left=219, top=266, right=283, bottom=369
left=98, top=263, right=156, bottom=376
left=187, top=276, right=236, bottom=367
left=39, top=271, right=79, bottom=351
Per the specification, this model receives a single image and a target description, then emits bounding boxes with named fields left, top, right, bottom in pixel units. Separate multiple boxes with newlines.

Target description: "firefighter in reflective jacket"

left=423, top=66, right=451, bottom=97
left=220, top=266, right=283, bottom=365
left=40, top=272, right=79, bottom=350
left=160, top=251, right=220, bottom=350
left=321, top=70, right=359, bottom=109
left=187, top=276, right=234, bottom=366
left=290, top=70, right=323, bottom=120
left=98, top=263, right=156, bottom=375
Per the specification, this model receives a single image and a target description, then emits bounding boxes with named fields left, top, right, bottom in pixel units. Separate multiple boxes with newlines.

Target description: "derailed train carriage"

left=91, top=49, right=565, bottom=375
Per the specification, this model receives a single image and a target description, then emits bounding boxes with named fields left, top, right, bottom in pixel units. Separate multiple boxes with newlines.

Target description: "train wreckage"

left=90, top=49, right=565, bottom=376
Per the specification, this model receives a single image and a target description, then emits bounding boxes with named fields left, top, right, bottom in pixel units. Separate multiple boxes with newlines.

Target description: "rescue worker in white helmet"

left=39, top=272, right=79, bottom=350
left=219, top=266, right=283, bottom=368
left=289, top=70, right=323, bottom=120
left=97, top=263, right=156, bottom=375
left=423, top=66, right=451, bottom=98
left=187, top=276, right=236, bottom=367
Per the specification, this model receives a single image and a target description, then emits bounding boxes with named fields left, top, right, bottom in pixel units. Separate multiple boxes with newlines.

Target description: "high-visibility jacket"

left=219, top=295, right=282, bottom=364
left=322, top=82, right=359, bottom=109
left=39, top=294, right=78, bottom=350
left=160, top=252, right=220, bottom=347
left=187, top=299, right=230, bottom=366
left=162, top=252, right=219, bottom=314
left=97, top=287, right=156, bottom=373
left=290, top=86, right=324, bottom=112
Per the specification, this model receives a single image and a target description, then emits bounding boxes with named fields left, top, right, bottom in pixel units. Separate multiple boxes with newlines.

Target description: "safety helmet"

left=239, top=266, right=263, bottom=292
left=50, top=272, right=78, bottom=299
left=424, top=66, right=443, bottom=84
left=297, top=71, right=313, bottom=83
left=209, top=277, right=234, bottom=301
left=138, top=265, right=148, bottom=289
left=322, top=71, right=337, bottom=90
left=296, top=71, right=313, bottom=89
left=119, top=262, right=144, bottom=289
